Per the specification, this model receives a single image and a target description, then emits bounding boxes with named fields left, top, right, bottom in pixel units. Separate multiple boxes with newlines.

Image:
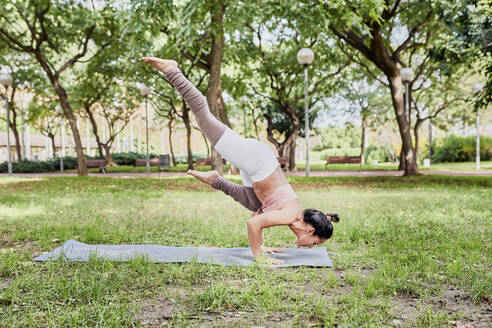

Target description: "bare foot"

left=187, top=170, right=219, bottom=185
left=141, top=57, right=178, bottom=73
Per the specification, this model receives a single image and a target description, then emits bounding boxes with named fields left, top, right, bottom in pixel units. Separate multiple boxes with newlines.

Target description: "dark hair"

left=303, top=209, right=340, bottom=239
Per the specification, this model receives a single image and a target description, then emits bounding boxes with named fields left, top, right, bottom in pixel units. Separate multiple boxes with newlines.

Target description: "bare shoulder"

left=280, top=199, right=302, bottom=220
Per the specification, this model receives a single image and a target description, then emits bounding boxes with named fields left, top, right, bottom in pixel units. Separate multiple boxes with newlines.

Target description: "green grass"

left=0, top=175, right=490, bottom=327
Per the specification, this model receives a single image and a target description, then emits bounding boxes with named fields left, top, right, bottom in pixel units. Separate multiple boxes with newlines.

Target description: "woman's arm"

left=246, top=202, right=299, bottom=263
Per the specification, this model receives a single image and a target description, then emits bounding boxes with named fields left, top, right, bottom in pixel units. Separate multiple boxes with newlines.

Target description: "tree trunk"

left=398, top=148, right=405, bottom=171
left=183, top=106, right=194, bottom=170
left=49, top=134, right=56, bottom=157
left=288, top=133, right=298, bottom=171
left=387, top=75, right=418, bottom=175
left=84, top=106, right=104, bottom=158
left=10, top=116, right=22, bottom=162
left=102, top=144, right=116, bottom=166
left=414, top=119, right=425, bottom=164
left=35, top=52, right=87, bottom=175
left=49, top=83, right=87, bottom=174
left=201, top=130, right=210, bottom=159
left=205, top=0, right=226, bottom=176
left=360, top=113, right=367, bottom=165
left=429, top=120, right=433, bottom=159
left=168, top=119, right=176, bottom=166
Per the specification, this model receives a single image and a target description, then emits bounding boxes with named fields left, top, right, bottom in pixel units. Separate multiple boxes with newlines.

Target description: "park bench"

left=83, top=159, right=107, bottom=174
left=134, top=158, right=159, bottom=167
left=325, top=156, right=361, bottom=169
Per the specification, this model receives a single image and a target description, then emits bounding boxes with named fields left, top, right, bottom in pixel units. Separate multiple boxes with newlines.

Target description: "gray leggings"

left=164, top=68, right=263, bottom=212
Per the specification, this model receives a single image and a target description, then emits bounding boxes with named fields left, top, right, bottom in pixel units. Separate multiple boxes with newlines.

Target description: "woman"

left=141, top=57, right=339, bottom=264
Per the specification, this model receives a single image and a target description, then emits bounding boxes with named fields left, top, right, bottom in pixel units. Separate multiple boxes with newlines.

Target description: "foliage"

left=0, top=156, right=77, bottom=173
left=432, top=0, right=491, bottom=108
left=109, top=152, right=158, bottom=166
left=316, top=124, right=361, bottom=151
left=365, top=145, right=391, bottom=163
left=431, top=135, right=492, bottom=163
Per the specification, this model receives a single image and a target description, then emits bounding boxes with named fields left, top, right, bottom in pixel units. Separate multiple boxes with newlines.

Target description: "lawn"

left=0, top=175, right=490, bottom=327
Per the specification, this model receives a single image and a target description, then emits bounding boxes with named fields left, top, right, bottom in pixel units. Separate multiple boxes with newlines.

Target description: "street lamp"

left=401, top=67, right=414, bottom=123
left=472, top=82, right=483, bottom=170
left=297, top=48, right=314, bottom=177
left=139, top=84, right=151, bottom=174
left=239, top=96, right=249, bottom=137
left=0, top=72, right=13, bottom=176
left=55, top=105, right=64, bottom=173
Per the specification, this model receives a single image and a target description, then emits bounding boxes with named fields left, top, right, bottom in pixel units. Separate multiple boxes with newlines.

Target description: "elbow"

left=246, top=219, right=259, bottom=230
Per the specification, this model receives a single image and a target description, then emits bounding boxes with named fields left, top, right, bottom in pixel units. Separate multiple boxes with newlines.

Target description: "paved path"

left=1, top=170, right=491, bottom=179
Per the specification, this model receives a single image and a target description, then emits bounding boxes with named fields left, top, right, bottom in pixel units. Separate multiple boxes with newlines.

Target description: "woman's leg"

left=211, top=176, right=262, bottom=212
left=163, top=68, right=226, bottom=146
left=187, top=170, right=262, bottom=212
left=143, top=58, right=279, bottom=183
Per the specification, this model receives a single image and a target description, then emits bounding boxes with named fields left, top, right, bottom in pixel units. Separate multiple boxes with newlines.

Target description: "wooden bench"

left=134, top=158, right=159, bottom=167
left=325, top=156, right=361, bottom=168
left=277, top=157, right=289, bottom=170
left=83, top=159, right=107, bottom=174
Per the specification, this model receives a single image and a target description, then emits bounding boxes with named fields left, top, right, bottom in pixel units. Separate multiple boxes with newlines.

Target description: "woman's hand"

left=260, top=245, right=286, bottom=254
left=257, top=255, right=284, bottom=265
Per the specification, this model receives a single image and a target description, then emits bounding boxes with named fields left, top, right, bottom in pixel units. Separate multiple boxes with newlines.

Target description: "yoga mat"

left=34, top=240, right=332, bottom=267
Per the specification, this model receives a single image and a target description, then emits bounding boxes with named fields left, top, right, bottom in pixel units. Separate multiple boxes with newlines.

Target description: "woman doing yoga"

left=142, top=57, right=339, bottom=264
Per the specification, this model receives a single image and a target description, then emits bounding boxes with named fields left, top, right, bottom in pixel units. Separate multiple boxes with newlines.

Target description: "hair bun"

left=326, top=213, right=340, bottom=223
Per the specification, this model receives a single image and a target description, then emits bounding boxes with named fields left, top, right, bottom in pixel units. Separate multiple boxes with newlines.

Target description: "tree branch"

left=393, top=11, right=433, bottom=58
left=55, top=25, right=95, bottom=77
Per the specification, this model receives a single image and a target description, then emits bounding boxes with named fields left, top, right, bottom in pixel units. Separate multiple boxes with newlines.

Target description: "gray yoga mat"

left=34, top=239, right=332, bottom=267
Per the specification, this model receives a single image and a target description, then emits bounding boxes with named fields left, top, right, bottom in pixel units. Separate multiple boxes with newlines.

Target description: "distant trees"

left=0, top=1, right=121, bottom=175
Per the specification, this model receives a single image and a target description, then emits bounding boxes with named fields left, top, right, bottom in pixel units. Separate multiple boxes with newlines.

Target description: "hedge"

left=431, top=135, right=492, bottom=163
left=0, top=152, right=207, bottom=173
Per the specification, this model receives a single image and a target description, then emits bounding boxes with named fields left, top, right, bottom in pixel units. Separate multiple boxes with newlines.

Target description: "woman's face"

left=295, top=234, right=327, bottom=248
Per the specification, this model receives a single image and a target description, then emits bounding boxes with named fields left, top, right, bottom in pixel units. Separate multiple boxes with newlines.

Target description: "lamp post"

left=239, top=96, right=249, bottom=137
left=400, top=67, right=414, bottom=124
left=139, top=84, right=151, bottom=174
left=472, top=83, right=483, bottom=170
left=55, top=105, right=64, bottom=173
left=0, top=72, right=13, bottom=176
left=297, top=48, right=314, bottom=177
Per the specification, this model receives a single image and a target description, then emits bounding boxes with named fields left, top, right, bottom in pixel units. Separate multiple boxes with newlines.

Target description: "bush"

left=110, top=152, right=158, bottom=166
left=0, top=160, right=54, bottom=173
left=0, top=156, right=80, bottom=173
left=431, top=135, right=492, bottom=163
left=48, top=157, right=78, bottom=170
left=174, top=153, right=207, bottom=165
left=320, top=147, right=361, bottom=158
left=365, top=145, right=390, bottom=163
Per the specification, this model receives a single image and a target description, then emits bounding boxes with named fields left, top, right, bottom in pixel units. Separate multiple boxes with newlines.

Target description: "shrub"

left=365, top=145, right=390, bottom=163
left=0, top=160, right=55, bottom=173
left=431, top=135, right=492, bottom=163
left=110, top=152, right=158, bottom=165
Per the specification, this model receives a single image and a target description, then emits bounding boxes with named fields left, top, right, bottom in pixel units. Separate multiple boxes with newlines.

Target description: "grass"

left=0, top=175, right=491, bottom=327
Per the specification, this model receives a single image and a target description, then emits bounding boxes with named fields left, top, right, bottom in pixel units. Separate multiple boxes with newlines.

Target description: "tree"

left=343, top=78, right=393, bottom=165
left=0, top=1, right=118, bottom=175
left=321, top=0, right=455, bottom=175
left=29, top=93, right=60, bottom=157
left=70, top=47, right=140, bottom=165
left=433, top=0, right=491, bottom=108
left=231, top=2, right=349, bottom=170
left=0, top=75, right=22, bottom=162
